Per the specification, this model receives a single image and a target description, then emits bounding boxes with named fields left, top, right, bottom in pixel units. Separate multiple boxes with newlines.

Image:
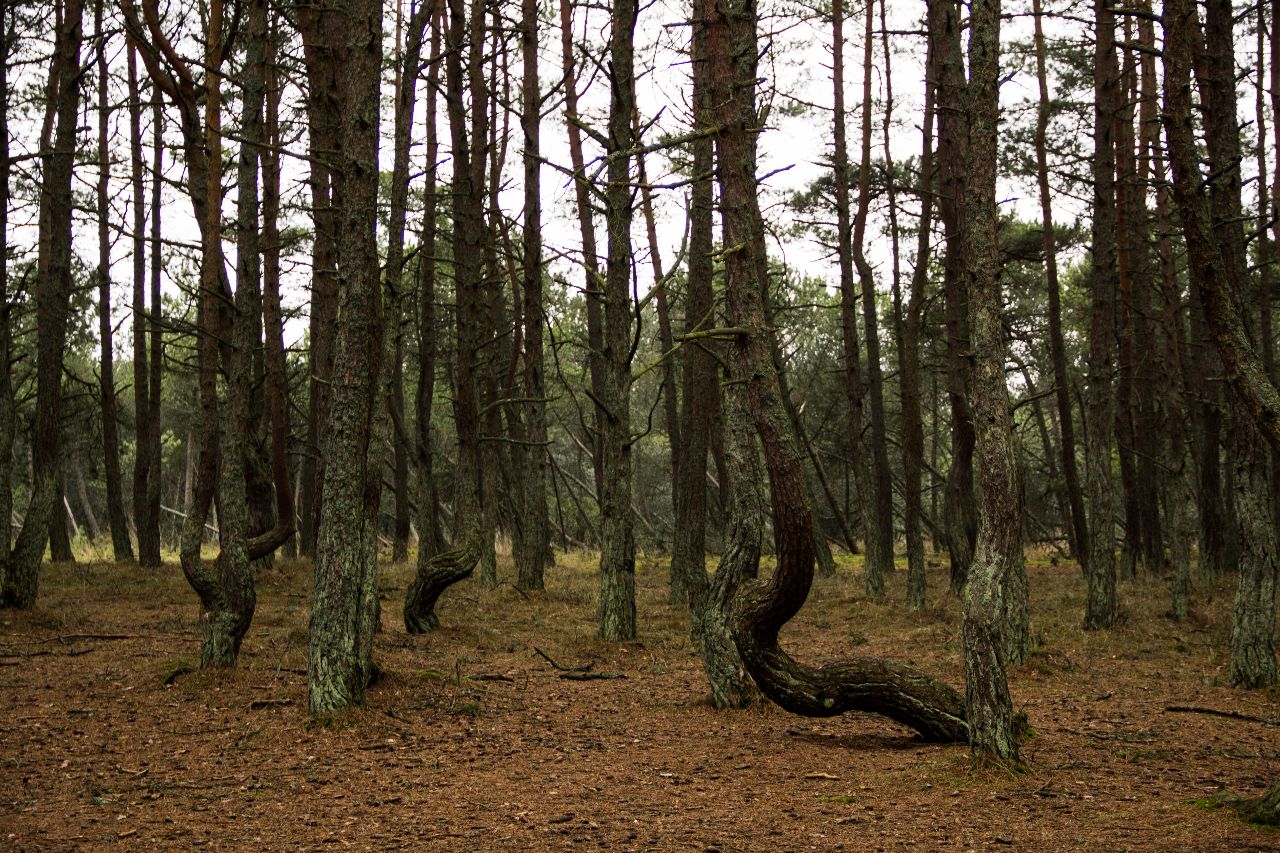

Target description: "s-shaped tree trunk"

left=708, top=0, right=968, bottom=745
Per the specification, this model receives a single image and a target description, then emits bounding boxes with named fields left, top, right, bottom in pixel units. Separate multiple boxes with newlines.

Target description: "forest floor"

left=1, top=548, right=1277, bottom=851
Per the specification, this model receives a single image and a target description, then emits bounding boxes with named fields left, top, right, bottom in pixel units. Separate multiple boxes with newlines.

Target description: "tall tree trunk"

left=1163, top=0, right=1279, bottom=688
left=671, top=0, right=753, bottom=708
left=710, top=0, right=967, bottom=744
left=403, top=0, right=487, bottom=634
left=386, top=2, right=430, bottom=565
left=0, top=0, right=12, bottom=572
left=558, top=0, right=607, bottom=506
left=831, top=0, right=876, bottom=594
left=128, top=40, right=160, bottom=566
left=414, top=4, right=445, bottom=567
left=96, top=0, right=133, bottom=562
left=305, top=0, right=385, bottom=712
left=902, top=17, right=936, bottom=612
left=1083, top=0, right=1120, bottom=630
left=851, top=0, right=894, bottom=593
left=962, top=0, right=1023, bottom=761
left=4, top=0, right=84, bottom=608
left=1032, top=0, right=1087, bottom=562
left=597, top=0, right=639, bottom=642
left=515, top=0, right=551, bottom=591
left=298, top=1, right=343, bottom=560
left=147, top=74, right=163, bottom=559
left=930, top=0, right=977, bottom=597
left=257, top=5, right=294, bottom=560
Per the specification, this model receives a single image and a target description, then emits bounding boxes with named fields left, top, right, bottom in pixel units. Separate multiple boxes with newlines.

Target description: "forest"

left=1, top=0, right=1278, bottom=847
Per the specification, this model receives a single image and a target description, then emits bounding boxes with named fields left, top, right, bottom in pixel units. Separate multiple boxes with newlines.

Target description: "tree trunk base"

left=403, top=536, right=479, bottom=634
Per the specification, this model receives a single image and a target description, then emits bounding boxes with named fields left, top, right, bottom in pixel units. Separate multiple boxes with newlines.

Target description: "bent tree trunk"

left=402, top=0, right=487, bottom=633
left=708, top=0, right=967, bottom=743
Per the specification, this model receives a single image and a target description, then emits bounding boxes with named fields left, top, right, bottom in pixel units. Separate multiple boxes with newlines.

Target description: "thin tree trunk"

left=1032, top=0, right=1087, bottom=563
left=930, top=0, right=977, bottom=598
left=95, top=0, right=133, bottom=561
left=1163, top=0, right=1278, bottom=688
left=831, top=0, right=876, bottom=594
left=515, top=0, right=551, bottom=591
left=0, top=0, right=12, bottom=572
left=850, top=0, right=894, bottom=595
left=902, top=2, right=937, bottom=612
left=415, top=2, right=445, bottom=570
left=128, top=40, right=160, bottom=566
left=147, top=72, right=163, bottom=560
left=597, top=0, right=639, bottom=642
left=558, top=0, right=607, bottom=505
left=1084, top=0, right=1120, bottom=630
left=386, top=2, right=430, bottom=565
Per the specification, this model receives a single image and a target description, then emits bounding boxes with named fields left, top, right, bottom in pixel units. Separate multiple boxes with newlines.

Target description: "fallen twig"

left=560, top=672, right=625, bottom=681
left=1164, top=705, right=1276, bottom=725
left=249, top=698, right=293, bottom=710
left=532, top=646, right=591, bottom=673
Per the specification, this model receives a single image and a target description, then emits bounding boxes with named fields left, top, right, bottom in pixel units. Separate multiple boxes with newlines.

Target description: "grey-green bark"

left=709, top=0, right=966, bottom=744
left=306, top=0, right=385, bottom=713
left=961, top=0, right=1023, bottom=762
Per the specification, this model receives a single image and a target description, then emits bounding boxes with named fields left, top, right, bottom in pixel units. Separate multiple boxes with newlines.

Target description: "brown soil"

left=1, top=551, right=1277, bottom=851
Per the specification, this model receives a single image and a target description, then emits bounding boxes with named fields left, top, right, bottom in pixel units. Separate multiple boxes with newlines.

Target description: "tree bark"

left=962, top=0, right=1023, bottom=761
left=403, top=0, right=487, bottom=634
left=1084, top=0, right=1120, bottom=630
left=95, top=0, right=134, bottom=562
left=4, top=0, right=84, bottom=608
left=386, top=2, right=430, bottom=565
left=414, top=3, right=445, bottom=567
left=709, top=0, right=967, bottom=744
left=901, top=3, right=937, bottom=612
left=831, top=0, right=876, bottom=593
left=1031, top=0, right=1087, bottom=563
left=0, top=0, right=12, bottom=573
left=929, top=0, right=977, bottom=598
left=515, top=0, right=551, bottom=591
left=1163, top=0, right=1278, bottom=688
left=127, top=38, right=160, bottom=566
left=597, top=0, right=639, bottom=642
left=851, top=0, right=894, bottom=595
left=306, top=0, right=386, bottom=712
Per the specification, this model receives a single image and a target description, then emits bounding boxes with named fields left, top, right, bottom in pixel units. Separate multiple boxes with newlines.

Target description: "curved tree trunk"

left=403, top=0, right=487, bottom=634
left=708, top=0, right=967, bottom=744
